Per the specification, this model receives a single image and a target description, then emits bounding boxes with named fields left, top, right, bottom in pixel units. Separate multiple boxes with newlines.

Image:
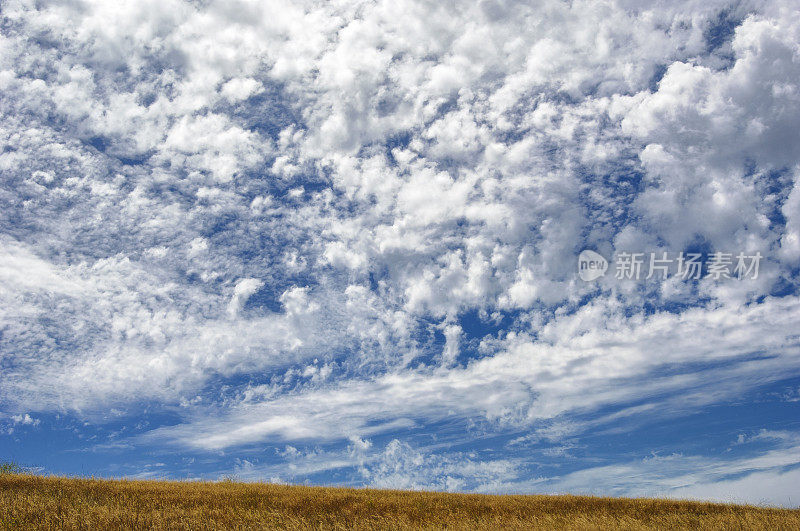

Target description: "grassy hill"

left=1, top=473, right=798, bottom=530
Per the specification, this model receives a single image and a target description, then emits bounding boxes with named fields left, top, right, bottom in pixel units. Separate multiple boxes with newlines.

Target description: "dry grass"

left=0, top=473, right=798, bottom=530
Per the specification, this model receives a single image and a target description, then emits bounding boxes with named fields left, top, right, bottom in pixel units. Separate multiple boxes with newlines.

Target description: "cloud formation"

left=1, top=0, right=799, bottom=504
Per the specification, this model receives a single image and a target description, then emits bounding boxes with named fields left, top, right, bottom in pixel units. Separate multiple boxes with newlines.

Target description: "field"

left=1, top=473, right=798, bottom=530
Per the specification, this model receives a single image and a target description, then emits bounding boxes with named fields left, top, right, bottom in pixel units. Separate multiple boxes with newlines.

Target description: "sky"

left=1, top=0, right=800, bottom=507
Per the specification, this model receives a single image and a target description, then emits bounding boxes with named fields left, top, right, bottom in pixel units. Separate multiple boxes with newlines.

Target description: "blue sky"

left=2, top=0, right=800, bottom=507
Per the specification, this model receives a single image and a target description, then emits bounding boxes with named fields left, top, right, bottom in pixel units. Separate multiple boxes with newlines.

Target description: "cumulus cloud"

left=227, top=278, right=265, bottom=318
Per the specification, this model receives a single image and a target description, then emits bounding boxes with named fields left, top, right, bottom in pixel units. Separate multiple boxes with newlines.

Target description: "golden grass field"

left=1, top=473, right=798, bottom=530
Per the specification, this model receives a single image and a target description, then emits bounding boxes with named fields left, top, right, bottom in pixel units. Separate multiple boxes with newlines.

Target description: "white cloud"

left=441, top=323, right=462, bottom=366
left=2, top=0, right=800, bottom=505
left=144, top=295, right=800, bottom=453
left=220, top=77, right=264, bottom=102
left=522, top=440, right=800, bottom=508
left=227, top=277, right=264, bottom=318
left=10, top=413, right=39, bottom=426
